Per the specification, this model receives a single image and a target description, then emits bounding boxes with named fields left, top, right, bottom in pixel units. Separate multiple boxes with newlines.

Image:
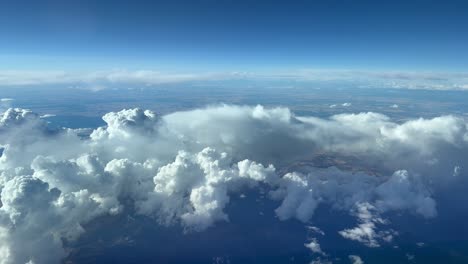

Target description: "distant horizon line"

left=0, top=68, right=467, bottom=91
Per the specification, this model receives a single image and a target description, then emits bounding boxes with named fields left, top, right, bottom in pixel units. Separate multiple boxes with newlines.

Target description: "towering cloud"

left=0, top=105, right=467, bottom=263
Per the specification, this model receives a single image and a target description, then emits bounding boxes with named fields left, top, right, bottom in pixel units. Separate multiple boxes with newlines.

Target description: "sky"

left=2, top=2, right=468, bottom=263
left=1, top=0, right=468, bottom=72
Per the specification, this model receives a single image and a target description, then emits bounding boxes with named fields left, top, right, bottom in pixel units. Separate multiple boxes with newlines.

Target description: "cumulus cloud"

left=0, top=104, right=467, bottom=263
left=304, top=240, right=323, bottom=255
left=453, top=165, right=462, bottom=177
left=349, top=255, right=364, bottom=264
left=375, top=170, right=436, bottom=218
left=139, top=148, right=276, bottom=230
left=339, top=203, right=397, bottom=247
left=304, top=238, right=325, bottom=255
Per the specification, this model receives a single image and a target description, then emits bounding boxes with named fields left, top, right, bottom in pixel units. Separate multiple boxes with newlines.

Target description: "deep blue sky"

left=0, top=0, right=467, bottom=71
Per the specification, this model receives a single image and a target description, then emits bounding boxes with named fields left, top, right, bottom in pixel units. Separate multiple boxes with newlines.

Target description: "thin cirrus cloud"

left=0, top=104, right=467, bottom=263
left=0, top=69, right=467, bottom=91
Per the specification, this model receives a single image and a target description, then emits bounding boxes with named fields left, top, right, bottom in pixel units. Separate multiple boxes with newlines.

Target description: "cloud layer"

left=0, top=105, right=467, bottom=263
left=1, top=69, right=468, bottom=91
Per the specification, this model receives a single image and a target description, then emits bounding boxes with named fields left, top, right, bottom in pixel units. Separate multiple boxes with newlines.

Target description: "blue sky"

left=0, top=0, right=467, bottom=72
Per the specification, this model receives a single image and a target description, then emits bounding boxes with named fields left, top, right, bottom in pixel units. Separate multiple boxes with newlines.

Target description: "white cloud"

left=304, top=238, right=325, bottom=255
left=0, top=70, right=236, bottom=86
left=349, top=255, right=364, bottom=264
left=307, top=226, right=325, bottom=236
left=139, top=148, right=276, bottom=230
left=310, top=257, right=333, bottom=264
left=0, top=69, right=468, bottom=91
left=375, top=170, right=436, bottom=218
left=39, top=114, right=56, bottom=118
left=339, top=203, right=397, bottom=247
left=0, top=104, right=467, bottom=263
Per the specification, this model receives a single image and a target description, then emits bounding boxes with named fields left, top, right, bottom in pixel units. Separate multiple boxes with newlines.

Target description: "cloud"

left=339, top=203, right=397, bottom=247
left=304, top=238, right=325, bottom=255
left=39, top=114, right=56, bottom=118
left=406, top=253, right=415, bottom=261
left=1, top=69, right=468, bottom=91
left=138, top=148, right=276, bottom=230
left=0, top=70, right=235, bottom=87
left=375, top=170, right=436, bottom=218
left=310, top=257, right=333, bottom=264
left=0, top=99, right=14, bottom=113
left=307, top=226, right=325, bottom=236
left=349, top=255, right=364, bottom=264
left=0, top=105, right=467, bottom=263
